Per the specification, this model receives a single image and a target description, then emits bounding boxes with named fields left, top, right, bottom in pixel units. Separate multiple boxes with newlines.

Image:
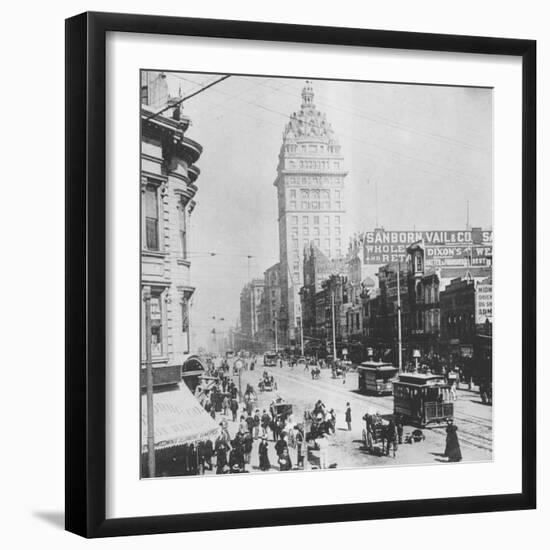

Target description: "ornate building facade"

left=274, top=81, right=348, bottom=342
left=140, top=71, right=202, bottom=386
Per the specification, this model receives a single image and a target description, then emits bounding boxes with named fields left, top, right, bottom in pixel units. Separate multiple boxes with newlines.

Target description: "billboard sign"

left=475, top=283, right=493, bottom=324
left=424, top=244, right=492, bottom=267
left=363, top=229, right=492, bottom=266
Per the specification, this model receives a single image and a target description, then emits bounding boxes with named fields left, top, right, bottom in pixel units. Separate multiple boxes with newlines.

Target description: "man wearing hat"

left=345, top=402, right=352, bottom=431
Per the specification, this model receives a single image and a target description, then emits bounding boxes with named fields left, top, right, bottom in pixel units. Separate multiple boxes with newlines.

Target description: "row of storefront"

left=300, top=237, right=492, bottom=380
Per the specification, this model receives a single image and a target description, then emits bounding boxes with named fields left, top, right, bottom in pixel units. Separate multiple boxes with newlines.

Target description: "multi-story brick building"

left=274, top=81, right=348, bottom=343
left=140, top=71, right=202, bottom=386
left=300, top=244, right=346, bottom=350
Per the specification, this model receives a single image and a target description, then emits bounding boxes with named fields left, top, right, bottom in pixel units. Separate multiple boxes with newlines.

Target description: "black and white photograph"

left=0, top=0, right=542, bottom=545
left=140, top=71, right=493, bottom=478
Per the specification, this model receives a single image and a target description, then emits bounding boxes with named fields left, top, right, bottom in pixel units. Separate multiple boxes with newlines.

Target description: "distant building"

left=260, top=263, right=282, bottom=350
left=239, top=279, right=265, bottom=351
left=376, top=262, right=411, bottom=348
left=274, top=81, right=348, bottom=343
left=343, top=240, right=375, bottom=345
left=439, top=277, right=476, bottom=355
left=140, top=71, right=202, bottom=387
left=300, top=244, right=346, bottom=353
left=440, top=275, right=492, bottom=359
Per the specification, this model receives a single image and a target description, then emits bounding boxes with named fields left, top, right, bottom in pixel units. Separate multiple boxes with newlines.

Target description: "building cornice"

left=173, top=185, right=198, bottom=204
left=188, top=164, right=201, bottom=183
left=141, top=152, right=163, bottom=165
left=278, top=169, right=349, bottom=177
left=141, top=279, right=171, bottom=288
left=281, top=209, right=347, bottom=214
left=176, top=285, right=196, bottom=297
left=141, top=106, right=191, bottom=133
left=168, top=171, right=191, bottom=185
left=141, top=249, right=167, bottom=258
left=141, top=169, right=168, bottom=183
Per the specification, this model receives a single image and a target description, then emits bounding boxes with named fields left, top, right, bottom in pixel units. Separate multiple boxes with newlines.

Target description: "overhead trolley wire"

left=144, top=75, right=231, bottom=121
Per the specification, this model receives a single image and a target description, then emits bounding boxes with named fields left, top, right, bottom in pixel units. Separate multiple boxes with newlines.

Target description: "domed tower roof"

left=281, top=81, right=338, bottom=145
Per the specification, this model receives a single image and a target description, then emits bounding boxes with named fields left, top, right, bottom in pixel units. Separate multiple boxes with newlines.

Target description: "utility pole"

left=331, top=289, right=337, bottom=360
left=143, top=286, right=156, bottom=478
left=274, top=317, right=279, bottom=352
left=396, top=262, right=403, bottom=373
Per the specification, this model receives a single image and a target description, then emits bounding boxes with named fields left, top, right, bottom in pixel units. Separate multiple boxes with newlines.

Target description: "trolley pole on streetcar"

left=143, top=286, right=156, bottom=478
left=396, top=261, right=403, bottom=373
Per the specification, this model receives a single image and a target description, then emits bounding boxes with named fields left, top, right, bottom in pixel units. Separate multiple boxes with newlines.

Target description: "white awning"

left=141, top=382, right=220, bottom=452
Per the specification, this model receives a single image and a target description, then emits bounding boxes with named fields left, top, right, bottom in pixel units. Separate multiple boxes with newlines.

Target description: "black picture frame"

left=65, top=11, right=536, bottom=538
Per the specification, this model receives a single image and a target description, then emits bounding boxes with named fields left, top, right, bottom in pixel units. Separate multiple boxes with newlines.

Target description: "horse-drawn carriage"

left=361, top=413, right=398, bottom=456
left=258, top=372, right=277, bottom=392
left=270, top=399, right=293, bottom=422
left=303, top=401, right=334, bottom=442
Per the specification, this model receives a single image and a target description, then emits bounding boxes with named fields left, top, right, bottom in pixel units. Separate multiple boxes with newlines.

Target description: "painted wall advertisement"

left=475, top=283, right=493, bottom=324
left=363, top=229, right=492, bottom=266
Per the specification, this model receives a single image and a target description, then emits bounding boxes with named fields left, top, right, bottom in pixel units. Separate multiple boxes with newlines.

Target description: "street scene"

left=140, top=71, right=493, bottom=478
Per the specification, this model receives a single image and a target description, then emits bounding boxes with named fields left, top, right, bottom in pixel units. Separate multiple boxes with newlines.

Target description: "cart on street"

left=361, top=412, right=389, bottom=454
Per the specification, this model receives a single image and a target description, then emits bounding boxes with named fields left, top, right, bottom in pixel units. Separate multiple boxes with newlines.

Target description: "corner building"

left=140, top=72, right=202, bottom=386
left=274, top=82, right=348, bottom=343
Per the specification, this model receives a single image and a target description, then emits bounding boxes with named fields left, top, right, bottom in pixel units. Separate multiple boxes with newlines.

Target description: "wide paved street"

left=210, top=363, right=492, bottom=474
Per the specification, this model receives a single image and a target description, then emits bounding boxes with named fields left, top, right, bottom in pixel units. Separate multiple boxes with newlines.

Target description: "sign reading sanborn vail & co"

left=363, top=229, right=492, bottom=266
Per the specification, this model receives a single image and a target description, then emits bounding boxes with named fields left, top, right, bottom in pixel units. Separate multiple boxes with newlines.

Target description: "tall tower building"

left=274, top=81, right=348, bottom=343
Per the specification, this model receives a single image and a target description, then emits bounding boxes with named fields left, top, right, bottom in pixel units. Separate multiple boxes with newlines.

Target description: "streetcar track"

left=432, top=427, right=492, bottom=452
left=454, top=415, right=493, bottom=430
left=257, top=367, right=493, bottom=453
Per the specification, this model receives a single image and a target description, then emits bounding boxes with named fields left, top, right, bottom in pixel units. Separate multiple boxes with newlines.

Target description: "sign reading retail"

left=475, top=282, right=493, bottom=323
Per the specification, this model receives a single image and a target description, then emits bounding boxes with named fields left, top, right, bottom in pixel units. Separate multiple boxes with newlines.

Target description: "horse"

left=382, top=420, right=398, bottom=457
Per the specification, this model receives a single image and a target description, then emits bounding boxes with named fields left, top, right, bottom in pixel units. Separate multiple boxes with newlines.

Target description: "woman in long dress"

left=444, top=421, right=462, bottom=462
left=258, top=436, right=271, bottom=471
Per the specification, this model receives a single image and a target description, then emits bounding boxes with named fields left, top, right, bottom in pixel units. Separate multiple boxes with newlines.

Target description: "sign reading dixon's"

left=363, top=229, right=492, bottom=266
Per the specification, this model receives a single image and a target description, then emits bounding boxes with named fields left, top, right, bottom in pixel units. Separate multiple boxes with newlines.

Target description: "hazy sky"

left=158, top=72, right=493, bottom=348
